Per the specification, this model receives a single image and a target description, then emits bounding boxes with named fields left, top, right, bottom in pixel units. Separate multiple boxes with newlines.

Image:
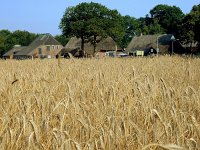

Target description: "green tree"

left=0, top=30, right=12, bottom=57
left=138, top=17, right=164, bottom=35
left=150, top=4, right=185, bottom=34
left=178, top=4, right=200, bottom=51
left=192, top=5, right=200, bottom=45
left=0, top=30, right=11, bottom=38
left=120, top=15, right=140, bottom=48
left=54, top=35, right=69, bottom=46
left=59, top=2, right=124, bottom=55
left=11, top=30, right=37, bottom=46
left=137, top=16, right=164, bottom=35
left=0, top=30, right=37, bottom=57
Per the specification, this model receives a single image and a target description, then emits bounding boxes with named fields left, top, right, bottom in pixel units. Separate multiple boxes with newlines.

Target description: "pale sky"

left=0, top=0, right=199, bottom=35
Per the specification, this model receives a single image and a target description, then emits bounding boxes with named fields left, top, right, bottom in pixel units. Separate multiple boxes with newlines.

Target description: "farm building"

left=59, top=36, right=121, bottom=58
left=2, top=45, right=28, bottom=59
left=3, top=33, right=63, bottom=59
left=126, top=34, right=186, bottom=56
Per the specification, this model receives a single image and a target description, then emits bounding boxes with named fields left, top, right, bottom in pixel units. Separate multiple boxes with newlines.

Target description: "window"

left=38, top=48, right=42, bottom=54
left=47, top=46, right=50, bottom=51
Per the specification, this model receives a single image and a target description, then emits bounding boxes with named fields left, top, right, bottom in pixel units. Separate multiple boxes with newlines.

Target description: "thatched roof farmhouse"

left=3, top=46, right=28, bottom=59
left=126, top=34, right=186, bottom=55
left=59, top=36, right=120, bottom=57
left=3, top=33, right=63, bottom=59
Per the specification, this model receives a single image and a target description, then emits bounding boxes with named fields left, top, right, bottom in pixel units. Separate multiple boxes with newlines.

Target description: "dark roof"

left=15, top=33, right=62, bottom=56
left=3, top=46, right=28, bottom=57
left=63, top=36, right=120, bottom=55
left=126, top=34, right=175, bottom=54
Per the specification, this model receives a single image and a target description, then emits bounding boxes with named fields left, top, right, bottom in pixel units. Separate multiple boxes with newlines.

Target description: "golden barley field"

left=0, top=56, right=200, bottom=150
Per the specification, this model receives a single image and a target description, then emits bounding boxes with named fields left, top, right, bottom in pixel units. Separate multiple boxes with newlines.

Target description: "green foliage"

left=178, top=4, right=200, bottom=51
left=103, top=9, right=124, bottom=49
left=120, top=15, right=140, bottom=48
left=0, top=30, right=12, bottom=56
left=0, top=30, right=37, bottom=57
left=54, top=35, right=69, bottom=46
left=138, top=16, right=164, bottom=35
left=150, top=4, right=185, bottom=34
left=12, top=30, right=37, bottom=46
left=60, top=2, right=124, bottom=53
left=192, top=5, right=200, bottom=44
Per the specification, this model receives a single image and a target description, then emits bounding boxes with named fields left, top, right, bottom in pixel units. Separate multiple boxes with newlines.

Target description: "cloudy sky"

left=0, top=0, right=199, bottom=35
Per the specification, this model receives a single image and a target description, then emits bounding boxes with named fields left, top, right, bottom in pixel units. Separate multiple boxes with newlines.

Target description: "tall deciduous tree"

left=0, top=30, right=12, bottom=57
left=59, top=2, right=124, bottom=55
left=138, top=16, right=164, bottom=35
left=178, top=4, right=200, bottom=51
left=121, top=15, right=140, bottom=48
left=192, top=5, right=200, bottom=45
left=150, top=4, right=185, bottom=34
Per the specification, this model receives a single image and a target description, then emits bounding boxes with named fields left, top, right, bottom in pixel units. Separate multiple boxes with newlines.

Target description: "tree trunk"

left=93, top=35, right=97, bottom=57
left=81, top=36, right=85, bottom=57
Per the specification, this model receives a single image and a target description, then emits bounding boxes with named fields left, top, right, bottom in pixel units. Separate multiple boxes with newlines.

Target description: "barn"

left=59, top=36, right=121, bottom=58
left=3, top=33, right=63, bottom=59
left=126, top=34, right=186, bottom=56
left=3, top=45, right=28, bottom=59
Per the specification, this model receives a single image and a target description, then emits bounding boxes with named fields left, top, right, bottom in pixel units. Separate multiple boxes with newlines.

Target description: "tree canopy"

left=59, top=2, right=124, bottom=55
left=54, top=35, right=69, bottom=46
left=178, top=4, right=200, bottom=50
left=120, top=15, right=140, bottom=48
left=0, top=30, right=37, bottom=57
left=137, top=15, right=164, bottom=35
left=150, top=4, right=185, bottom=35
left=0, top=30, right=12, bottom=56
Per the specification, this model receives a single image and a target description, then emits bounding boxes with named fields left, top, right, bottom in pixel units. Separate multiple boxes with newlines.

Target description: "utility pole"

left=170, top=35, right=176, bottom=55
left=157, top=35, right=160, bottom=56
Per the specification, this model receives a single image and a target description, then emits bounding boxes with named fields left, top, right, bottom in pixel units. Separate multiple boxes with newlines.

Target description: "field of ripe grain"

left=0, top=56, right=200, bottom=149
